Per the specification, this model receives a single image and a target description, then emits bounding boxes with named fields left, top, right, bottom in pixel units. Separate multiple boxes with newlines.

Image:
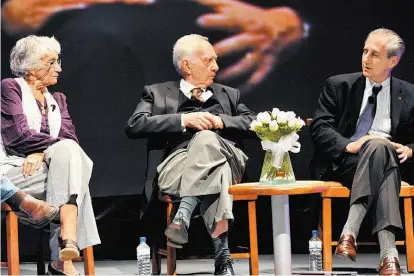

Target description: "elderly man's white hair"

left=172, top=34, right=209, bottom=76
left=10, top=35, right=61, bottom=77
left=367, top=28, right=405, bottom=59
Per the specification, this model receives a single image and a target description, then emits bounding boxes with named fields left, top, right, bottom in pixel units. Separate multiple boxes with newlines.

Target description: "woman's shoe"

left=58, top=237, right=80, bottom=261
left=47, top=263, right=80, bottom=276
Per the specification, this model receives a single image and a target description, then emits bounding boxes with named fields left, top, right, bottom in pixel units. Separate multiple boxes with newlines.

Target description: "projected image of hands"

left=196, top=0, right=304, bottom=91
left=2, top=0, right=305, bottom=92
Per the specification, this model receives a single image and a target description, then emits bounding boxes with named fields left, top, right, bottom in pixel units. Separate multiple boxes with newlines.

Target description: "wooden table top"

left=229, top=181, right=335, bottom=196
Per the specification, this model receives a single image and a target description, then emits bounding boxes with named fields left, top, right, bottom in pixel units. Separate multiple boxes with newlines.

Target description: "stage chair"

left=1, top=203, right=96, bottom=275
left=152, top=193, right=259, bottom=276
left=321, top=181, right=414, bottom=272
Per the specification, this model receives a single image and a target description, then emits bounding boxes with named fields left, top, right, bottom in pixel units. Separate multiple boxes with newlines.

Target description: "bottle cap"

left=139, top=237, right=146, bottom=243
left=312, top=230, right=318, bottom=237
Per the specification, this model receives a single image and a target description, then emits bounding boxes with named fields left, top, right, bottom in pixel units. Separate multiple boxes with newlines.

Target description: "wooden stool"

left=1, top=203, right=96, bottom=275
left=321, top=181, right=414, bottom=272
left=153, top=194, right=259, bottom=276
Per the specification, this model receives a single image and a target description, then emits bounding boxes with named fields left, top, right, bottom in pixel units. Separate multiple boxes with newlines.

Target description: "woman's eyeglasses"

left=45, top=58, right=62, bottom=68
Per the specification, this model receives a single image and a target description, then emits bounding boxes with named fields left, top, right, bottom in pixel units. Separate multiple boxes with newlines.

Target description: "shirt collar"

left=366, top=76, right=391, bottom=92
left=180, top=79, right=208, bottom=99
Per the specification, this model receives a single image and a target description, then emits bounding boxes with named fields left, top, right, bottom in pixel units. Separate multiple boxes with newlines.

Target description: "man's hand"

left=389, top=142, right=413, bottom=163
left=345, top=135, right=384, bottom=154
left=211, top=115, right=224, bottom=129
left=183, top=112, right=216, bottom=131
left=196, top=0, right=303, bottom=91
left=23, top=152, right=44, bottom=178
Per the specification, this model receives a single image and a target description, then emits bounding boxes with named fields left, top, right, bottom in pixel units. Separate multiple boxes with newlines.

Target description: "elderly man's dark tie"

left=191, top=88, right=204, bottom=104
left=350, top=84, right=383, bottom=141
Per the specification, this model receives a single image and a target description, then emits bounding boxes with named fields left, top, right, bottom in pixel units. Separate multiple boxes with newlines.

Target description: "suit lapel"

left=166, top=81, right=180, bottom=114
left=349, top=75, right=366, bottom=129
left=210, top=84, right=233, bottom=115
left=390, top=77, right=404, bottom=136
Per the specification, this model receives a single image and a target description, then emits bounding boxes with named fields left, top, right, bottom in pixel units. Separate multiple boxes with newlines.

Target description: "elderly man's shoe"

left=214, top=259, right=235, bottom=275
left=334, top=234, right=357, bottom=262
left=164, top=221, right=188, bottom=247
left=167, top=239, right=183, bottom=249
left=17, top=194, right=58, bottom=228
left=378, top=256, right=401, bottom=276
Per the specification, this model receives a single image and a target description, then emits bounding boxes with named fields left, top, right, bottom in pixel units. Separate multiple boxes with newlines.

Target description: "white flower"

left=276, top=111, right=287, bottom=124
left=269, top=120, right=279, bottom=132
left=289, top=118, right=305, bottom=129
left=296, top=117, right=306, bottom=128
left=288, top=119, right=297, bottom=128
left=256, top=112, right=272, bottom=124
left=250, top=120, right=262, bottom=131
left=271, top=108, right=280, bottom=119
left=286, top=111, right=296, bottom=121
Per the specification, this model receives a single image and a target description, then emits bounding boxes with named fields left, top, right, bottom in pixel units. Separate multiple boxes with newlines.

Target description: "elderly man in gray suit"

left=126, top=34, right=255, bottom=275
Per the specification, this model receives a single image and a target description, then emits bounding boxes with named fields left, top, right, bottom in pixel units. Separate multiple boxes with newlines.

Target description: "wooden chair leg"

left=83, top=246, right=95, bottom=275
left=7, top=211, right=20, bottom=276
left=151, top=246, right=161, bottom=275
left=166, top=203, right=177, bottom=276
left=247, top=200, right=259, bottom=276
left=404, top=197, right=414, bottom=272
left=322, top=197, right=332, bottom=271
left=166, top=245, right=176, bottom=276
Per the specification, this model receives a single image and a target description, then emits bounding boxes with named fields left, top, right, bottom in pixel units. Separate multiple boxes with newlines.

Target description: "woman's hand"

left=23, top=152, right=45, bottom=178
left=196, top=0, right=304, bottom=91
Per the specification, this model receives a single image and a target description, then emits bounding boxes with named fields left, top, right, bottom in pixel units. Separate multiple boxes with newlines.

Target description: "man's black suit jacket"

left=310, top=72, right=414, bottom=181
left=126, top=81, right=256, bottom=219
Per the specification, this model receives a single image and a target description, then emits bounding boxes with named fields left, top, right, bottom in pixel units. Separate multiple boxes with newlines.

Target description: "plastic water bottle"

left=309, top=230, right=323, bottom=272
left=137, top=237, right=151, bottom=276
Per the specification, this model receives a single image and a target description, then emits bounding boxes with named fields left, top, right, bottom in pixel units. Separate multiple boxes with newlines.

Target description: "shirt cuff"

left=181, top=114, right=186, bottom=132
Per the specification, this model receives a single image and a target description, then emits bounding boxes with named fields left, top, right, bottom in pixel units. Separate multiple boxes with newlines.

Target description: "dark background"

left=1, top=0, right=413, bottom=261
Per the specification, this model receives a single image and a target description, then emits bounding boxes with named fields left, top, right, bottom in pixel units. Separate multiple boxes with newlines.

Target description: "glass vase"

left=259, top=151, right=296, bottom=185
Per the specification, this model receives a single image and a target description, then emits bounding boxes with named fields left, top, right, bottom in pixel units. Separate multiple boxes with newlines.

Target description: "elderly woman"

left=1, top=35, right=100, bottom=276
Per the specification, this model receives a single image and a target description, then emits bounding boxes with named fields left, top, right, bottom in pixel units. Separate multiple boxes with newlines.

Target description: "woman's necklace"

left=39, top=103, right=46, bottom=115
left=34, top=92, right=46, bottom=115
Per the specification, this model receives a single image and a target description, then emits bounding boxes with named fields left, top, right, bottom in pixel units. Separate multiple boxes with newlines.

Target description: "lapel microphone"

left=51, top=104, right=56, bottom=111
left=368, top=84, right=383, bottom=104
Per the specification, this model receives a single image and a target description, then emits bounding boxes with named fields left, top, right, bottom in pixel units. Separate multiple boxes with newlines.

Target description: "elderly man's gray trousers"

left=157, top=130, right=248, bottom=234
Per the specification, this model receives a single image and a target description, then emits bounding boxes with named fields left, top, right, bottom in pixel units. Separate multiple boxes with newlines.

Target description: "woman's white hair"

left=367, top=28, right=405, bottom=58
left=172, top=34, right=209, bottom=76
left=10, top=35, right=61, bottom=77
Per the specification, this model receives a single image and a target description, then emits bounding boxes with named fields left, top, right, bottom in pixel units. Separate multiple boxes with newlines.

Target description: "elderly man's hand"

left=196, top=0, right=303, bottom=91
left=23, top=152, right=45, bottom=178
left=389, top=142, right=413, bottom=163
left=211, top=115, right=224, bottom=129
left=1, top=0, right=153, bottom=34
left=183, top=112, right=217, bottom=131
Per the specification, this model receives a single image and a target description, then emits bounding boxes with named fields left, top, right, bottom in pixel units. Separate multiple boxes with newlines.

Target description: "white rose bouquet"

left=250, top=108, right=305, bottom=184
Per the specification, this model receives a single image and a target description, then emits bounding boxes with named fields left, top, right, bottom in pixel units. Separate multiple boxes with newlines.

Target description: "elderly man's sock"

left=378, top=227, right=399, bottom=260
left=172, top=196, right=199, bottom=228
left=341, top=201, right=367, bottom=238
left=213, top=232, right=231, bottom=268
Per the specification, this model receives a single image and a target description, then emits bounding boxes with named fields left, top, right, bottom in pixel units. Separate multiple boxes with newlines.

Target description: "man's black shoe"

left=214, top=259, right=235, bottom=275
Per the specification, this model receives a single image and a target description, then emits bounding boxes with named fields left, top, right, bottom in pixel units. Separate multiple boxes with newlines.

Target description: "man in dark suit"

left=311, top=28, right=413, bottom=275
left=126, top=34, right=255, bottom=275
